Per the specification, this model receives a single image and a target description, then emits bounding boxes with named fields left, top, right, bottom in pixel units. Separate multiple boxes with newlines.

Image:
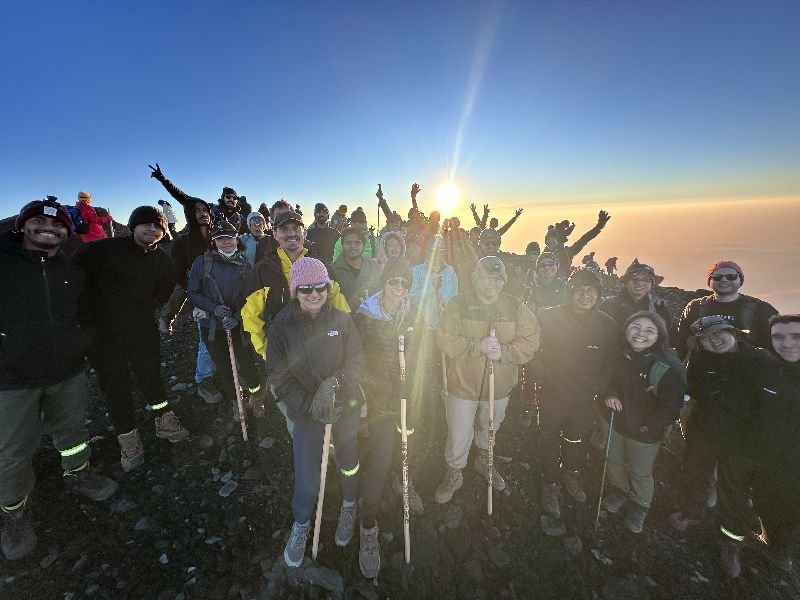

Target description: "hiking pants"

left=200, top=326, right=264, bottom=403
left=291, top=409, right=360, bottom=524
left=444, top=394, right=509, bottom=470
left=195, top=323, right=215, bottom=383
left=90, top=329, right=167, bottom=434
left=0, top=372, right=91, bottom=506
left=754, top=470, right=800, bottom=555
left=716, top=453, right=760, bottom=540
left=538, top=395, right=595, bottom=483
left=678, top=406, right=723, bottom=518
left=605, top=426, right=661, bottom=509
left=160, top=284, right=187, bottom=324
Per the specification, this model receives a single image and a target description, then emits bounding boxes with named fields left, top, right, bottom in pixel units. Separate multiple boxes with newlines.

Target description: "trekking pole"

left=593, top=410, right=616, bottom=540
left=441, top=350, right=448, bottom=403
left=226, top=330, right=248, bottom=441
left=312, top=423, right=333, bottom=560
left=488, top=327, right=496, bottom=516
left=398, top=335, right=411, bottom=563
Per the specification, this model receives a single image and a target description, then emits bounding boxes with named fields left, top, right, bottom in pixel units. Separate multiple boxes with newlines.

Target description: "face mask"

left=217, top=249, right=237, bottom=257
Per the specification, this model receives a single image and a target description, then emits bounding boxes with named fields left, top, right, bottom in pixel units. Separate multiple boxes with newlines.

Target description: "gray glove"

left=221, top=316, right=238, bottom=330
left=214, top=305, right=232, bottom=317
left=311, top=377, right=342, bottom=424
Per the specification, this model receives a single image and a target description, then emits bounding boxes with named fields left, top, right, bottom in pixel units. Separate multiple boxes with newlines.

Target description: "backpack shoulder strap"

left=739, top=296, right=758, bottom=330
left=647, top=360, right=671, bottom=395
left=202, top=252, right=225, bottom=304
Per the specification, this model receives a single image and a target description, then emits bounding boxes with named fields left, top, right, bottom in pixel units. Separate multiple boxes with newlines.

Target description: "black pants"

left=200, top=325, right=263, bottom=402
left=754, top=470, right=800, bottom=554
left=90, top=329, right=166, bottom=433
left=538, top=393, right=595, bottom=483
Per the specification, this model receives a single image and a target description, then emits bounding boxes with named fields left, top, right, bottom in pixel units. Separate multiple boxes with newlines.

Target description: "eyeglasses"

left=224, top=194, right=238, bottom=199
left=711, top=274, right=739, bottom=282
left=385, top=277, right=411, bottom=289
left=296, top=283, right=329, bottom=295
left=629, top=277, right=654, bottom=284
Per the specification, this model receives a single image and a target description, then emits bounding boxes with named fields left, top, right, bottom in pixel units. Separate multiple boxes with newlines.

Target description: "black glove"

left=311, top=377, right=342, bottom=424
left=148, top=163, right=165, bottom=182
left=214, top=305, right=232, bottom=317
left=221, top=316, right=238, bottom=331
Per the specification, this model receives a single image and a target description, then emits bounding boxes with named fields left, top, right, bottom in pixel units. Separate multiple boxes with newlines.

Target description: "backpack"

left=646, top=360, right=670, bottom=396
left=67, top=206, right=89, bottom=235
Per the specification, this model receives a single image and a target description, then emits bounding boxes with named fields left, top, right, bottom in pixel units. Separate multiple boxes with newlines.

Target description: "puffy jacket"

left=606, top=350, right=686, bottom=444
left=523, top=276, right=567, bottom=313
left=331, top=256, right=383, bottom=312
left=242, top=246, right=349, bottom=359
left=409, top=262, right=459, bottom=330
left=266, top=301, right=364, bottom=422
left=599, top=289, right=675, bottom=338
left=354, top=293, right=418, bottom=418
left=76, top=200, right=112, bottom=243
left=306, top=224, right=340, bottom=264
left=170, top=227, right=211, bottom=288
left=757, top=354, right=800, bottom=474
left=72, top=236, right=176, bottom=337
left=0, top=232, right=92, bottom=390
left=187, top=251, right=252, bottom=332
left=437, top=289, right=540, bottom=401
left=536, top=304, right=622, bottom=403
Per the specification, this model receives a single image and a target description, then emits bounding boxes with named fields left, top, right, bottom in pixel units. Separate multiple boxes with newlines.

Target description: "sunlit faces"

left=626, top=317, right=659, bottom=352
left=698, top=329, right=737, bottom=354
left=709, top=267, right=741, bottom=296
left=537, top=260, right=558, bottom=280
left=21, top=215, right=69, bottom=252
left=132, top=222, right=165, bottom=249
left=342, top=233, right=364, bottom=260
left=214, top=236, right=238, bottom=253
left=474, top=273, right=505, bottom=304
left=479, top=236, right=501, bottom=257
left=248, top=216, right=266, bottom=236
left=384, top=237, right=402, bottom=258
left=570, top=285, right=600, bottom=312
left=383, top=276, right=410, bottom=301
left=297, top=283, right=328, bottom=315
left=625, top=274, right=654, bottom=301
left=274, top=222, right=305, bottom=253
left=771, top=321, right=800, bottom=362
left=194, top=202, right=212, bottom=226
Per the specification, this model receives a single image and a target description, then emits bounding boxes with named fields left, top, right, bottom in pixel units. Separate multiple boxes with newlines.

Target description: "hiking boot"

left=623, top=504, right=648, bottom=534
left=197, top=379, right=223, bottom=404
left=541, top=482, right=561, bottom=519
left=560, top=469, right=586, bottom=503
left=158, top=317, right=171, bottom=335
left=393, top=474, right=425, bottom=514
left=155, top=410, right=189, bottom=443
left=63, top=463, right=118, bottom=501
left=284, top=521, right=310, bottom=568
left=117, top=429, right=145, bottom=472
left=359, top=523, right=381, bottom=578
left=335, top=503, right=357, bottom=547
left=667, top=511, right=699, bottom=532
left=601, top=487, right=629, bottom=514
left=249, top=386, right=269, bottom=419
left=434, top=466, right=463, bottom=504
left=473, top=449, right=506, bottom=491
left=1, top=503, right=37, bottom=561
left=719, top=538, right=742, bottom=577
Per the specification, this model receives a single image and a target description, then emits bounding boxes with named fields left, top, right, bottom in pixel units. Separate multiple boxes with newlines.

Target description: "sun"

left=434, top=182, right=461, bottom=214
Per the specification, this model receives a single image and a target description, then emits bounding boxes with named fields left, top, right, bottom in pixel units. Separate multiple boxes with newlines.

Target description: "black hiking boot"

left=1, top=501, right=37, bottom=561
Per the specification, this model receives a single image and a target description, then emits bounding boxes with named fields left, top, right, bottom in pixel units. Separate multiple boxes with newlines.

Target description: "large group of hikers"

left=1, top=165, right=798, bottom=587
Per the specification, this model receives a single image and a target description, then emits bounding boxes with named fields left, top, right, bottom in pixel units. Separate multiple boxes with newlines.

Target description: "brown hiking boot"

left=434, top=466, right=463, bottom=504
left=359, top=523, right=381, bottom=578
left=720, top=537, right=743, bottom=577
left=541, top=482, right=561, bottom=519
left=155, top=410, right=189, bottom=443
left=560, top=469, right=586, bottom=503
left=473, top=449, right=506, bottom=491
left=197, top=379, right=223, bottom=404
left=117, top=429, right=145, bottom=472
left=1, top=501, right=37, bottom=561
left=393, top=474, right=425, bottom=514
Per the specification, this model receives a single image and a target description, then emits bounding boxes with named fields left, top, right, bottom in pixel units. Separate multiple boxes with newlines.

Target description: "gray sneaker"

left=601, top=486, right=628, bottom=514
left=393, top=474, right=425, bottom=514
left=1, top=505, right=37, bottom=561
left=284, top=521, right=310, bottom=568
left=541, top=482, right=561, bottom=519
left=335, top=503, right=357, bottom=547
left=434, top=466, right=463, bottom=504
left=560, top=469, right=587, bottom=503
left=197, top=379, right=223, bottom=404
left=623, top=504, right=648, bottom=534
left=359, top=524, right=381, bottom=578
left=63, top=464, right=118, bottom=501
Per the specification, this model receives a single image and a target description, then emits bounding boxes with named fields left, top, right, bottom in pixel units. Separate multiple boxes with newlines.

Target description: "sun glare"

left=435, top=183, right=461, bottom=214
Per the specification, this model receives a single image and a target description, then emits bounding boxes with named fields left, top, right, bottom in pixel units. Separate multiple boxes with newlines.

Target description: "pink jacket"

left=77, top=200, right=112, bottom=242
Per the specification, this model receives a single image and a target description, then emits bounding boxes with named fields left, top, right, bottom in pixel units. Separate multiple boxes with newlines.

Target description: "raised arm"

left=148, top=163, right=205, bottom=209
left=480, top=204, right=489, bottom=229
left=497, top=208, right=523, bottom=236
left=410, top=183, right=421, bottom=212
left=470, top=203, right=482, bottom=228
left=376, top=184, right=393, bottom=221
left=565, top=210, right=611, bottom=260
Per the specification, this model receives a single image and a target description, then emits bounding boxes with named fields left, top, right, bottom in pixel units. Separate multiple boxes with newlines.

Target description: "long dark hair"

left=624, top=310, right=686, bottom=382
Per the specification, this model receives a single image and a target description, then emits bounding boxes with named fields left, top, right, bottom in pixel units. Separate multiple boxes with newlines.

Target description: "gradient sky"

left=2, top=1, right=798, bottom=310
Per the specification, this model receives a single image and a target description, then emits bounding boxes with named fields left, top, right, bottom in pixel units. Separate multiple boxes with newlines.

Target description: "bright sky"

left=1, top=1, right=798, bottom=310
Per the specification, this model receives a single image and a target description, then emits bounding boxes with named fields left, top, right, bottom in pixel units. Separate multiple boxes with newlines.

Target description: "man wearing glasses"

left=675, top=260, right=777, bottom=358
left=599, top=259, right=674, bottom=336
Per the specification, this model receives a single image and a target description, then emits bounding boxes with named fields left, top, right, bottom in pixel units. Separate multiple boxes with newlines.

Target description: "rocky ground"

left=2, top=276, right=798, bottom=599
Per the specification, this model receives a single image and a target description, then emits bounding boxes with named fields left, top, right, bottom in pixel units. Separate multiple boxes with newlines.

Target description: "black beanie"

left=314, top=202, right=329, bottom=214
left=380, top=258, right=413, bottom=287
left=127, top=206, right=168, bottom=233
left=567, top=267, right=603, bottom=290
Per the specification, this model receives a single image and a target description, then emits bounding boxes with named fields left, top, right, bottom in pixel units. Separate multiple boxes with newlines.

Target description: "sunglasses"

left=385, top=277, right=411, bottom=289
left=296, top=283, right=329, bottom=295
left=711, top=274, right=739, bottom=282
left=538, top=261, right=557, bottom=268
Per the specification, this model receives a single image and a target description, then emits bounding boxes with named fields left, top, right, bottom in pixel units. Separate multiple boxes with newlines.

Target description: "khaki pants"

left=444, top=394, right=509, bottom=470
left=605, top=425, right=661, bottom=509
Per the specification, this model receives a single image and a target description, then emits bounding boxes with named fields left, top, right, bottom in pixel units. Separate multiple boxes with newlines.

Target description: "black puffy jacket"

left=0, top=232, right=91, bottom=390
left=757, top=354, right=800, bottom=474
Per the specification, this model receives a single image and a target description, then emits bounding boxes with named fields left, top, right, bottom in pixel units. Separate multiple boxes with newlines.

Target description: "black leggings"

left=200, top=326, right=264, bottom=402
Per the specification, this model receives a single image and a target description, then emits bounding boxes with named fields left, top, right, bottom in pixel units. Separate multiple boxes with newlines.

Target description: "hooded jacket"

left=331, top=255, right=383, bottom=311
left=266, top=301, right=364, bottom=422
left=305, top=223, right=340, bottom=264
left=170, top=225, right=212, bottom=288
left=757, top=352, right=800, bottom=474
left=600, top=288, right=674, bottom=335
left=187, top=250, right=252, bottom=332
left=409, top=261, right=459, bottom=330
left=76, top=199, right=112, bottom=243
left=437, top=289, right=541, bottom=401
left=0, top=232, right=91, bottom=390
left=376, top=230, right=407, bottom=268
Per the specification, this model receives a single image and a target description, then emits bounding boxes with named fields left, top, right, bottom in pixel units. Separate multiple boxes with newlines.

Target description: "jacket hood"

left=378, top=230, right=407, bottom=260
left=357, top=291, right=415, bottom=329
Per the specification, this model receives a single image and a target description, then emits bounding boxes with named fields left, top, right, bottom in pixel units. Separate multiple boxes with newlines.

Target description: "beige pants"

left=444, top=394, right=509, bottom=469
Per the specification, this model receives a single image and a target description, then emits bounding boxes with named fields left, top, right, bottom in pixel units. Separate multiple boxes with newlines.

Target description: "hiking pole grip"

left=226, top=330, right=248, bottom=442
left=488, top=327, right=496, bottom=516
left=594, top=410, right=616, bottom=539
left=398, top=335, right=411, bottom=563
left=312, top=423, right=333, bottom=560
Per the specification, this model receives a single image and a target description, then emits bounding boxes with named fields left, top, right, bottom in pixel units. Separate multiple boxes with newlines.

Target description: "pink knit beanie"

left=706, top=260, right=744, bottom=286
left=289, top=257, right=332, bottom=297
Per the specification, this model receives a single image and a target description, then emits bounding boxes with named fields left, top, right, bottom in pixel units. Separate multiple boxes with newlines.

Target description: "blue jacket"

left=187, top=251, right=252, bottom=330
left=409, top=262, right=458, bottom=329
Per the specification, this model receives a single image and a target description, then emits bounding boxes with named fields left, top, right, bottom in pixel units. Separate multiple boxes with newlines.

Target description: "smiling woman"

left=435, top=183, right=461, bottom=214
